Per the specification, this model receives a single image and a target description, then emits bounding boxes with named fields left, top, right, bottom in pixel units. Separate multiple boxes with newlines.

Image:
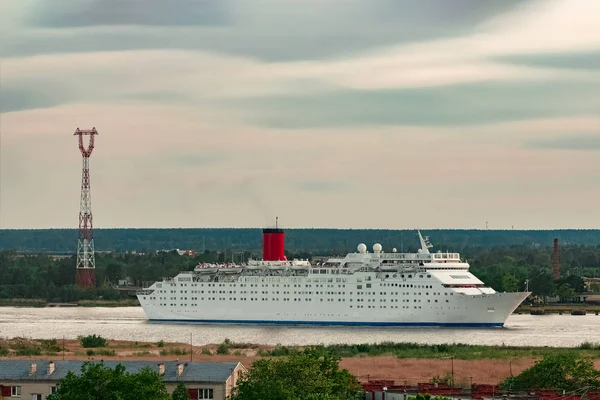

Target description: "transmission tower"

left=74, top=127, right=98, bottom=288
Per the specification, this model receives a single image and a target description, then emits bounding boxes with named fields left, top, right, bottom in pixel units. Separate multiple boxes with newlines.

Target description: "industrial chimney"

left=262, top=217, right=286, bottom=261
left=552, top=238, right=560, bottom=280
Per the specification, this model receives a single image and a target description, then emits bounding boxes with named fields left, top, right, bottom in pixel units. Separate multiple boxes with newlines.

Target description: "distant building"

left=156, top=249, right=197, bottom=256
left=0, top=360, right=245, bottom=400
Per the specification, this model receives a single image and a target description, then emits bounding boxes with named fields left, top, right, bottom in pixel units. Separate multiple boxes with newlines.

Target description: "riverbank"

left=2, top=338, right=600, bottom=385
left=0, top=299, right=139, bottom=307
left=515, top=304, right=600, bottom=314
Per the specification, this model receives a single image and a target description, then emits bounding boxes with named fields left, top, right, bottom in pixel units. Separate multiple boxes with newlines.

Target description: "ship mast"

left=417, top=230, right=433, bottom=254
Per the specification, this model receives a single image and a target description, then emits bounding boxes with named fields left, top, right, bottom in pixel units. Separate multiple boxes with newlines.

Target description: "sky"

left=1, top=0, right=599, bottom=230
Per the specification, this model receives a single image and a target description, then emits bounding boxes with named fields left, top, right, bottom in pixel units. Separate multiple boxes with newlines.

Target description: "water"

left=1, top=307, right=598, bottom=347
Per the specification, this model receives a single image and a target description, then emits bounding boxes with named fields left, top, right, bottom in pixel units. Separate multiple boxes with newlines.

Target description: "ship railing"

left=136, top=290, right=153, bottom=296
left=142, top=281, right=155, bottom=289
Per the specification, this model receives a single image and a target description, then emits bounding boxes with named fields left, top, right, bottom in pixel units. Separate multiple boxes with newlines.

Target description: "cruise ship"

left=137, top=228, right=529, bottom=327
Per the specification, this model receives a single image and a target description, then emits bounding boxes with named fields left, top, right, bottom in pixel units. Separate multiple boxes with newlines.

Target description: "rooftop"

left=0, top=360, right=241, bottom=383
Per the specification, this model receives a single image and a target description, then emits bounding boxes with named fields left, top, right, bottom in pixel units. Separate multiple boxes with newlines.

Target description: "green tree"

left=502, top=274, right=519, bottom=292
left=46, top=361, right=171, bottom=400
left=172, top=383, right=190, bottom=400
left=229, top=348, right=363, bottom=400
left=500, top=353, right=600, bottom=391
left=558, top=284, right=577, bottom=301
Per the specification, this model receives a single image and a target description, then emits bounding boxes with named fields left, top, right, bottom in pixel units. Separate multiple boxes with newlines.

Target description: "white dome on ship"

left=392, top=248, right=397, bottom=253
left=373, top=243, right=382, bottom=253
left=357, top=243, right=367, bottom=253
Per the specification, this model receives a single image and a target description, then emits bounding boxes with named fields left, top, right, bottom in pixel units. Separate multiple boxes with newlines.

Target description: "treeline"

left=0, top=242, right=599, bottom=302
left=3, top=228, right=600, bottom=253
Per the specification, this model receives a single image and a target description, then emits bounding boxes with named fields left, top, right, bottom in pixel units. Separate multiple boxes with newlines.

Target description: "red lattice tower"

left=74, top=127, right=98, bottom=288
left=552, top=238, right=560, bottom=280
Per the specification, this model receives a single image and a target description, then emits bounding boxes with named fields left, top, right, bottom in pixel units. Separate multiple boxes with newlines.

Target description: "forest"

left=3, top=228, right=600, bottom=254
left=0, top=229, right=599, bottom=302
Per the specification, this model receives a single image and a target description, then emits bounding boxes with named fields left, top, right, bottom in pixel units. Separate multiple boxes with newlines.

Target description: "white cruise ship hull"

left=137, top=231, right=530, bottom=328
left=139, top=291, right=528, bottom=327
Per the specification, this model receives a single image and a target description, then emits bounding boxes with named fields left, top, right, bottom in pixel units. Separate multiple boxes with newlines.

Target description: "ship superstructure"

left=137, top=229, right=529, bottom=327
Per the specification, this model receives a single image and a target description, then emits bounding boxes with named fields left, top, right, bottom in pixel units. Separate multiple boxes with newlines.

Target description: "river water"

left=0, top=307, right=598, bottom=347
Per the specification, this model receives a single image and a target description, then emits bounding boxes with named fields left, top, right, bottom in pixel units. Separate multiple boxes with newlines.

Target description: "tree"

left=47, top=361, right=171, bottom=400
left=501, top=274, right=519, bottom=292
left=172, top=383, right=190, bottom=400
left=557, top=284, right=577, bottom=302
left=558, top=275, right=585, bottom=293
left=500, top=353, right=600, bottom=391
left=229, top=348, right=363, bottom=400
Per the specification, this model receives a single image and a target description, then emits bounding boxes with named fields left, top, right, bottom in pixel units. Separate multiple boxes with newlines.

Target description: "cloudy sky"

left=1, top=0, right=599, bottom=230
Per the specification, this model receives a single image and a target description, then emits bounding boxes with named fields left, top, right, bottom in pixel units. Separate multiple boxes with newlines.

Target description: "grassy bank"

left=0, top=298, right=139, bottom=308
left=515, top=304, right=600, bottom=314
left=258, top=341, right=600, bottom=360
left=2, top=337, right=600, bottom=361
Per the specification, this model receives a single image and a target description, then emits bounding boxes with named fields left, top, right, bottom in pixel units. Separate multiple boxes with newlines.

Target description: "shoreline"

left=2, top=300, right=600, bottom=316
left=2, top=337, right=600, bottom=385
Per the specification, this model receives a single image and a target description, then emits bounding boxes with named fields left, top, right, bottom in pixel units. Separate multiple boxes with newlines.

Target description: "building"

left=0, top=360, right=246, bottom=400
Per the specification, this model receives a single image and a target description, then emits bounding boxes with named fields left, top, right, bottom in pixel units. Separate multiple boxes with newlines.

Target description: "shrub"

left=217, top=343, right=230, bottom=355
left=157, top=340, right=164, bottom=348
left=201, top=348, right=212, bottom=355
left=79, top=334, right=108, bottom=348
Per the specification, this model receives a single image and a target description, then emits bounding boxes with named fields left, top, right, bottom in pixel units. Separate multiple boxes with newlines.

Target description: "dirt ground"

left=3, top=338, right=600, bottom=385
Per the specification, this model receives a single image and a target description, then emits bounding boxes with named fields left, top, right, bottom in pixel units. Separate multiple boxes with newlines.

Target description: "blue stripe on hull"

left=148, top=318, right=504, bottom=327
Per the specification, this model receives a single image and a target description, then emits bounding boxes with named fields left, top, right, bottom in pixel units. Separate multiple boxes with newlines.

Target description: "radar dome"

left=357, top=243, right=367, bottom=253
left=392, top=248, right=397, bottom=253
left=373, top=243, right=382, bottom=253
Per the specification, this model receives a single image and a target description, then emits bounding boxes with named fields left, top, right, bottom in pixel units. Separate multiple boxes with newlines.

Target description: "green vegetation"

left=255, top=341, right=600, bottom=360
left=0, top=338, right=62, bottom=357
left=500, top=353, right=600, bottom=391
left=409, top=396, right=451, bottom=400
left=86, top=348, right=116, bottom=356
left=157, top=340, right=164, bottom=348
left=46, top=361, right=172, bottom=400
left=229, top=348, right=363, bottom=400
left=172, top=383, right=190, bottom=400
left=159, top=347, right=188, bottom=356
left=79, top=334, right=108, bottom=348
left=4, top=228, right=600, bottom=253
left=1, top=229, right=599, bottom=302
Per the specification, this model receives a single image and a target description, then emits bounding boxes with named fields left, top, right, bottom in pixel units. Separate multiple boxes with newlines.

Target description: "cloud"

left=4, top=0, right=527, bottom=62
left=526, top=135, right=600, bottom=151
left=30, top=0, right=229, bottom=27
left=296, top=180, right=349, bottom=193
left=2, top=0, right=600, bottom=229
left=234, top=80, right=600, bottom=128
left=496, top=51, right=600, bottom=71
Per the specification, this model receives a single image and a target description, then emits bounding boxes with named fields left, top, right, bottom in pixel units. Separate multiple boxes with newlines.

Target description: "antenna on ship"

left=417, top=230, right=433, bottom=254
left=276, top=216, right=278, bottom=229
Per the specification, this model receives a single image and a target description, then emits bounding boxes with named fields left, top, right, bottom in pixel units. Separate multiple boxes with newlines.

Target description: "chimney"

left=47, top=361, right=55, bottom=375
left=29, top=363, right=37, bottom=375
left=157, top=363, right=165, bottom=375
left=176, top=363, right=184, bottom=377
left=552, top=238, right=560, bottom=280
left=262, top=220, right=285, bottom=261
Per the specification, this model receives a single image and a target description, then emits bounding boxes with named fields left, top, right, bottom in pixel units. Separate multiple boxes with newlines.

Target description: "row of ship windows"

left=150, top=297, right=451, bottom=303
left=156, top=304, right=460, bottom=312
left=160, top=278, right=439, bottom=289
left=149, top=290, right=454, bottom=302
left=158, top=283, right=433, bottom=294
left=155, top=287, right=443, bottom=296
left=151, top=291, right=452, bottom=297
